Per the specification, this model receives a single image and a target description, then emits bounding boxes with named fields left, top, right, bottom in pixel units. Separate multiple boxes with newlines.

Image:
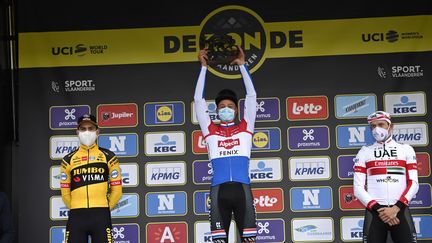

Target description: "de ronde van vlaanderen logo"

left=165, top=5, right=304, bottom=79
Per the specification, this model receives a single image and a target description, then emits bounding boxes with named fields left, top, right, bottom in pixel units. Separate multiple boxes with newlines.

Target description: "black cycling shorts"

left=363, top=206, right=417, bottom=243
left=65, top=207, right=112, bottom=243
left=209, top=182, right=256, bottom=243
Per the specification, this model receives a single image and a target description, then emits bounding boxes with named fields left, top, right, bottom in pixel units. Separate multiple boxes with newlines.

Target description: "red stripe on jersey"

left=366, top=160, right=406, bottom=168
left=406, top=163, right=417, bottom=170
left=367, top=200, right=378, bottom=210
left=399, top=180, right=412, bottom=205
left=354, top=166, right=366, bottom=174
left=60, top=183, right=70, bottom=188
left=369, top=168, right=387, bottom=175
left=110, top=180, right=122, bottom=186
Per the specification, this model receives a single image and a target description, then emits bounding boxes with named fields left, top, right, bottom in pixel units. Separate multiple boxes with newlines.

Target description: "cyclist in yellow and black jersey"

left=60, top=114, right=122, bottom=243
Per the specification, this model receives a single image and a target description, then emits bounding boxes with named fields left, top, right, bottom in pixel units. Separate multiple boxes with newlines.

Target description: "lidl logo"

left=252, top=188, right=284, bottom=213
left=97, top=103, right=138, bottom=127
left=290, top=187, right=333, bottom=212
left=49, top=105, right=90, bottom=130
left=194, top=191, right=211, bottom=215
left=339, top=186, right=364, bottom=210
left=111, top=193, right=139, bottom=218
left=287, top=96, right=328, bottom=120
left=335, top=94, right=377, bottom=119
left=144, top=101, right=185, bottom=126
left=192, top=100, right=219, bottom=124
left=146, top=222, right=187, bottom=243
left=288, top=126, right=330, bottom=150
left=239, top=97, right=280, bottom=122
left=336, top=124, right=374, bottom=149
left=98, top=133, right=138, bottom=157
left=252, top=128, right=281, bottom=152
left=289, top=156, right=331, bottom=181
left=145, top=132, right=185, bottom=156
left=50, top=136, right=80, bottom=160
left=145, top=162, right=186, bottom=186
left=384, top=92, right=426, bottom=117
left=392, top=122, right=428, bottom=146
left=146, top=191, right=187, bottom=217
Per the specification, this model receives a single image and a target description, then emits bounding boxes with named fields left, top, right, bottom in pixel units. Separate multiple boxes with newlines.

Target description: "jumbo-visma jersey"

left=60, top=144, right=122, bottom=210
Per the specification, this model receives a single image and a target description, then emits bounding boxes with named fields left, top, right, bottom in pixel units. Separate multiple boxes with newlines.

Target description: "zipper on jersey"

left=87, top=149, right=90, bottom=208
left=229, top=157, right=233, bottom=181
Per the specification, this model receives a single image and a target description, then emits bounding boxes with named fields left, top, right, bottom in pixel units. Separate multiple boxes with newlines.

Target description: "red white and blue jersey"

left=353, top=138, right=419, bottom=210
left=194, top=65, right=256, bottom=186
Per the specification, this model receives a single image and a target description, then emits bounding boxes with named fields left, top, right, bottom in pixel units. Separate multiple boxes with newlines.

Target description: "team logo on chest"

left=218, top=138, right=240, bottom=149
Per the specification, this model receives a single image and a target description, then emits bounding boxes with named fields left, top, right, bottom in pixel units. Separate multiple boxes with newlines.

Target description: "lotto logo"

left=252, top=188, right=284, bottom=213
left=192, top=130, right=208, bottom=154
left=287, top=96, right=328, bottom=120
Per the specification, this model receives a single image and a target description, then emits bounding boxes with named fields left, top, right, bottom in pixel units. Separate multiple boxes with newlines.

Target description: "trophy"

left=200, top=34, right=240, bottom=64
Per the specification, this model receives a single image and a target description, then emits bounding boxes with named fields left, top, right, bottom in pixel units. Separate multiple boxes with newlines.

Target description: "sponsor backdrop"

left=17, top=2, right=432, bottom=243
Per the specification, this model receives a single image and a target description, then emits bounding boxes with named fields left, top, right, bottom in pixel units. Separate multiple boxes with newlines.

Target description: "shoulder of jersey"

left=62, top=148, right=79, bottom=164
left=99, top=147, right=117, bottom=159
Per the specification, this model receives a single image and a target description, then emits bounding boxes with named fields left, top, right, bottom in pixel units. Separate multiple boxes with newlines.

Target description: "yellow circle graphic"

left=253, top=132, right=269, bottom=148
left=156, top=106, right=173, bottom=122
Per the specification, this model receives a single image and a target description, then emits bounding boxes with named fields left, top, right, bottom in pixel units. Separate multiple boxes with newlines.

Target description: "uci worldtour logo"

left=163, top=6, right=304, bottom=78
left=51, top=43, right=108, bottom=56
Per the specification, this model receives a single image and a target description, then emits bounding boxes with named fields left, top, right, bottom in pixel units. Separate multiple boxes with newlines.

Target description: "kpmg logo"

left=194, top=221, right=236, bottom=243
left=335, top=94, right=377, bottom=119
left=145, top=132, right=185, bottom=156
left=287, top=96, right=328, bottom=120
left=192, top=100, right=219, bottom=124
left=144, top=101, right=185, bottom=126
left=292, top=218, right=334, bottom=242
left=337, top=155, right=356, bottom=179
left=288, top=126, right=330, bottom=151
left=50, top=166, right=61, bottom=189
left=193, top=160, right=212, bottom=184
left=97, top=103, right=138, bottom=128
left=384, top=92, right=426, bottom=116
left=111, top=193, right=139, bottom=218
left=392, top=123, right=428, bottom=146
left=50, top=136, right=80, bottom=160
left=256, top=219, right=285, bottom=242
left=194, top=191, right=211, bottom=215
left=291, top=187, right=333, bottom=212
left=239, top=97, right=280, bottom=122
left=146, top=191, right=187, bottom=217
left=146, top=222, right=187, bottom=243
left=249, top=158, right=282, bottom=182
left=145, top=162, right=186, bottom=186
left=413, top=215, right=432, bottom=239
left=98, top=133, right=138, bottom=157
left=341, top=217, right=364, bottom=241
left=252, top=128, right=281, bottom=152
left=409, top=184, right=432, bottom=208
left=289, top=156, right=331, bottom=181
left=120, top=163, right=138, bottom=187
left=112, top=224, right=139, bottom=243
left=49, top=105, right=90, bottom=129
left=192, top=130, right=208, bottom=154
left=50, top=196, right=69, bottom=220
left=336, top=124, right=374, bottom=149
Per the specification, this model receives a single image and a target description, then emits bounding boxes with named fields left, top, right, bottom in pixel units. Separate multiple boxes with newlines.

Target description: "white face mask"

left=372, top=126, right=389, bottom=142
left=218, top=107, right=235, bottom=122
left=78, top=131, right=98, bottom=147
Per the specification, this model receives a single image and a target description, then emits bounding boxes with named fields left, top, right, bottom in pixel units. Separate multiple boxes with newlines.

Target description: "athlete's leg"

left=362, top=209, right=389, bottom=243
left=65, top=209, right=88, bottom=243
left=88, top=208, right=113, bottom=243
left=390, top=207, right=417, bottom=243
left=232, top=183, right=256, bottom=243
left=210, top=185, right=231, bottom=243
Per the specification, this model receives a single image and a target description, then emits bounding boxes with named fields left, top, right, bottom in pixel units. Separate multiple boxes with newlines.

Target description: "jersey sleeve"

left=108, top=155, right=122, bottom=210
left=240, top=65, right=257, bottom=133
left=398, top=144, right=419, bottom=206
left=194, top=66, right=212, bottom=136
left=60, top=159, right=72, bottom=209
left=353, top=146, right=377, bottom=210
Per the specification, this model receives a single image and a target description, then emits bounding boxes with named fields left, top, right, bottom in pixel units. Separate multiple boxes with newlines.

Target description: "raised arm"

left=194, top=49, right=212, bottom=136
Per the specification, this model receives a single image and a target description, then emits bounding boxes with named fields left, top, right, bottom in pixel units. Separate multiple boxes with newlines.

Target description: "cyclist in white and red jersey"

left=354, top=111, right=418, bottom=243
left=194, top=47, right=257, bottom=243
